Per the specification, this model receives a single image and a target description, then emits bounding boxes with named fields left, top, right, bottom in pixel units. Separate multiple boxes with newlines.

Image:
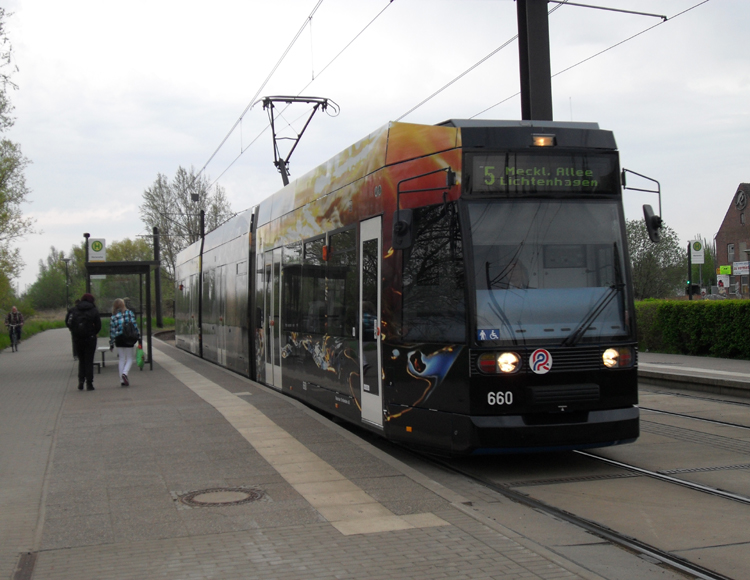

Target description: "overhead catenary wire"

left=471, top=0, right=710, bottom=118
left=194, top=0, right=325, bottom=184
left=207, top=105, right=324, bottom=190
left=205, top=1, right=395, bottom=189
left=550, top=0, right=708, bottom=80
left=295, top=0, right=395, bottom=98
left=201, top=0, right=709, bottom=190
left=547, top=1, right=667, bottom=21
left=396, top=0, right=569, bottom=122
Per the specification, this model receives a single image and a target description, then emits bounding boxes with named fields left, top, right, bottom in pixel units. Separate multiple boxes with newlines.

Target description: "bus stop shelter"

left=85, top=261, right=159, bottom=370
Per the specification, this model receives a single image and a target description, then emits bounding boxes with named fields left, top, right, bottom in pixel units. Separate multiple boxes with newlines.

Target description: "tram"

left=175, top=119, right=640, bottom=456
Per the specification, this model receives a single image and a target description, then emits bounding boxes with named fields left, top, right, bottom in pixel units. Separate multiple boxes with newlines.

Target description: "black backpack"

left=121, top=312, right=139, bottom=347
left=70, top=309, right=96, bottom=339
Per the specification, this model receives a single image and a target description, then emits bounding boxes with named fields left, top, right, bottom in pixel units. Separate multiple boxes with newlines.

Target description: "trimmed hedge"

left=636, top=300, right=750, bottom=359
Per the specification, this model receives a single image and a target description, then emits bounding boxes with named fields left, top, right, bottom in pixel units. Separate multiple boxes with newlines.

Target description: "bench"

left=94, top=344, right=145, bottom=373
left=96, top=346, right=110, bottom=373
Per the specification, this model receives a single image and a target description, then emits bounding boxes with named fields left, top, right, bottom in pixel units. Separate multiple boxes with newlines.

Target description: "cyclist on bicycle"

left=4, top=306, right=24, bottom=348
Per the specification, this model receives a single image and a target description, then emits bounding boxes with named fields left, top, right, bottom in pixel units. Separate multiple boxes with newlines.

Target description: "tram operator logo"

left=530, top=349, right=552, bottom=374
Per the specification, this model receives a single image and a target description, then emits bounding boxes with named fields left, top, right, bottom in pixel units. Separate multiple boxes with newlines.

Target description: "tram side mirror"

left=643, top=204, right=662, bottom=243
left=392, top=209, right=413, bottom=250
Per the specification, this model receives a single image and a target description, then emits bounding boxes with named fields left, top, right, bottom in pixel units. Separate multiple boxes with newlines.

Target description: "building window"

left=742, top=212, right=746, bottom=225
left=728, top=243, right=735, bottom=264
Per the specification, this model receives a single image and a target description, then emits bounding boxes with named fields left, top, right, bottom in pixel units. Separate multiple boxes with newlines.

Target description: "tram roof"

left=440, top=119, right=617, bottom=150
left=438, top=119, right=601, bottom=130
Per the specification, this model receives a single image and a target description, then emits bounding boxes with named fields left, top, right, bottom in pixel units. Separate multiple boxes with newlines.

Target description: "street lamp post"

left=62, top=258, right=71, bottom=309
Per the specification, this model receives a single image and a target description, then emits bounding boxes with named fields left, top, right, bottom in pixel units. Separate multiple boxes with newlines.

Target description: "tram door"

left=263, top=248, right=283, bottom=388
left=360, top=217, right=383, bottom=428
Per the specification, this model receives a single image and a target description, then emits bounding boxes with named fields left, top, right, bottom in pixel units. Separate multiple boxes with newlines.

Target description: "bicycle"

left=7, top=323, right=20, bottom=352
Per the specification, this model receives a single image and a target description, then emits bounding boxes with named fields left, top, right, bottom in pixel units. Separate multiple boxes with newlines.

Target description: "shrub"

left=636, top=300, right=750, bottom=359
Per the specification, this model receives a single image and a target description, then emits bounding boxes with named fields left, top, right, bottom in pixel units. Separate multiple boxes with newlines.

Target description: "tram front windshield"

left=469, top=200, right=628, bottom=345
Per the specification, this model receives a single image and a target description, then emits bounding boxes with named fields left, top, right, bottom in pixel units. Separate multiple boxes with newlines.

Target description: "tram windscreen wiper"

left=485, top=261, right=518, bottom=345
left=562, top=243, right=624, bottom=348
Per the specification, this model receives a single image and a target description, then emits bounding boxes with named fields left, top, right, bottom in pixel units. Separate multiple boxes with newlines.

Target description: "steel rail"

left=641, top=406, right=750, bottom=431
left=575, top=450, right=750, bottom=506
left=425, top=453, right=733, bottom=580
left=643, top=388, right=750, bottom=408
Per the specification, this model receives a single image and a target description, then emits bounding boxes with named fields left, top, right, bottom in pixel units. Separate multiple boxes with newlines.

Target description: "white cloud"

left=3, top=0, right=749, bottom=289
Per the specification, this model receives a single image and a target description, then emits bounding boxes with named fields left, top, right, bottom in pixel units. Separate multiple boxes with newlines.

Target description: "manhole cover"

left=178, top=487, right=264, bottom=507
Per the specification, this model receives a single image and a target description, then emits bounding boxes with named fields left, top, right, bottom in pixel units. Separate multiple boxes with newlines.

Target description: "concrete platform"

left=0, top=329, right=722, bottom=580
left=639, top=351, right=750, bottom=398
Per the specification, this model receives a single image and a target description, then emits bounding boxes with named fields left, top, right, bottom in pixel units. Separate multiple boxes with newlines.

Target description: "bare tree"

left=139, top=166, right=233, bottom=283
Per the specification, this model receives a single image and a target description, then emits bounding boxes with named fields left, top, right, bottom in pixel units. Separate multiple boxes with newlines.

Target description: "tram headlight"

left=602, top=347, right=633, bottom=369
left=498, top=352, right=520, bottom=373
left=478, top=352, right=521, bottom=374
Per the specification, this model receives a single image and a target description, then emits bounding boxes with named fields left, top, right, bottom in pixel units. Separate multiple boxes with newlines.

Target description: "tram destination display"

left=472, top=153, right=619, bottom=194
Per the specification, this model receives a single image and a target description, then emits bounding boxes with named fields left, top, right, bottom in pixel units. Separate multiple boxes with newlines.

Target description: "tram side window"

left=302, top=238, right=327, bottom=333
left=255, top=256, right=264, bottom=330
left=328, top=229, right=357, bottom=338
left=402, top=202, right=466, bottom=342
left=282, top=242, right=302, bottom=332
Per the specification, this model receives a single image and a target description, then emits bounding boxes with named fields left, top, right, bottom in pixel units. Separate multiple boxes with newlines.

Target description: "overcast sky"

left=5, top=0, right=746, bottom=291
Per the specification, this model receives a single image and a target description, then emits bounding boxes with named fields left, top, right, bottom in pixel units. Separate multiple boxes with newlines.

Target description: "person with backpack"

left=66, top=299, right=80, bottom=360
left=109, top=298, right=140, bottom=387
left=67, top=293, right=102, bottom=391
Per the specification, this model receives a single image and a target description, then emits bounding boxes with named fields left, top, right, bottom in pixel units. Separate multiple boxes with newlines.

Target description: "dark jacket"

left=67, top=300, right=102, bottom=339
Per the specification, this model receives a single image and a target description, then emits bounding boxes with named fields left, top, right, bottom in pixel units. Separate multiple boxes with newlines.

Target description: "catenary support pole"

left=517, top=0, right=553, bottom=121
left=688, top=242, right=693, bottom=300
left=198, top=210, right=205, bottom=358
left=153, top=226, right=163, bottom=328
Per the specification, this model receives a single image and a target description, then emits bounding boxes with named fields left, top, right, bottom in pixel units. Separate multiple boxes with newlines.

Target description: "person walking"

left=4, top=306, right=24, bottom=349
left=66, top=299, right=80, bottom=360
left=67, top=293, right=102, bottom=391
left=109, top=298, right=140, bottom=387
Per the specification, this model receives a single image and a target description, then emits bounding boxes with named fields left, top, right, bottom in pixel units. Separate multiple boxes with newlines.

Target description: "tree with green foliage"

left=139, top=166, right=232, bottom=287
left=0, top=269, right=16, bottom=311
left=626, top=219, right=686, bottom=300
left=64, top=242, right=87, bottom=300
left=97, top=238, right=155, bottom=310
left=24, top=246, right=68, bottom=310
left=0, top=9, right=34, bottom=287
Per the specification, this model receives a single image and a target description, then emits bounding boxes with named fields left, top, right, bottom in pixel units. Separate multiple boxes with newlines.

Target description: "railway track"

left=427, top=394, right=750, bottom=579
left=575, top=449, right=750, bottom=506
left=346, top=384, right=750, bottom=579
left=428, top=452, right=734, bottom=580
left=642, top=406, right=750, bottom=432
left=641, top=388, right=750, bottom=409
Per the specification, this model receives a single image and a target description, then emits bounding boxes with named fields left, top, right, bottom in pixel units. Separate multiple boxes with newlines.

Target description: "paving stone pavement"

left=3, top=328, right=615, bottom=580
left=0, top=329, right=73, bottom=580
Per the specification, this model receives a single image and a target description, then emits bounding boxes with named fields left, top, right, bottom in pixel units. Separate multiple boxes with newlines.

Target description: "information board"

left=472, top=153, right=619, bottom=194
